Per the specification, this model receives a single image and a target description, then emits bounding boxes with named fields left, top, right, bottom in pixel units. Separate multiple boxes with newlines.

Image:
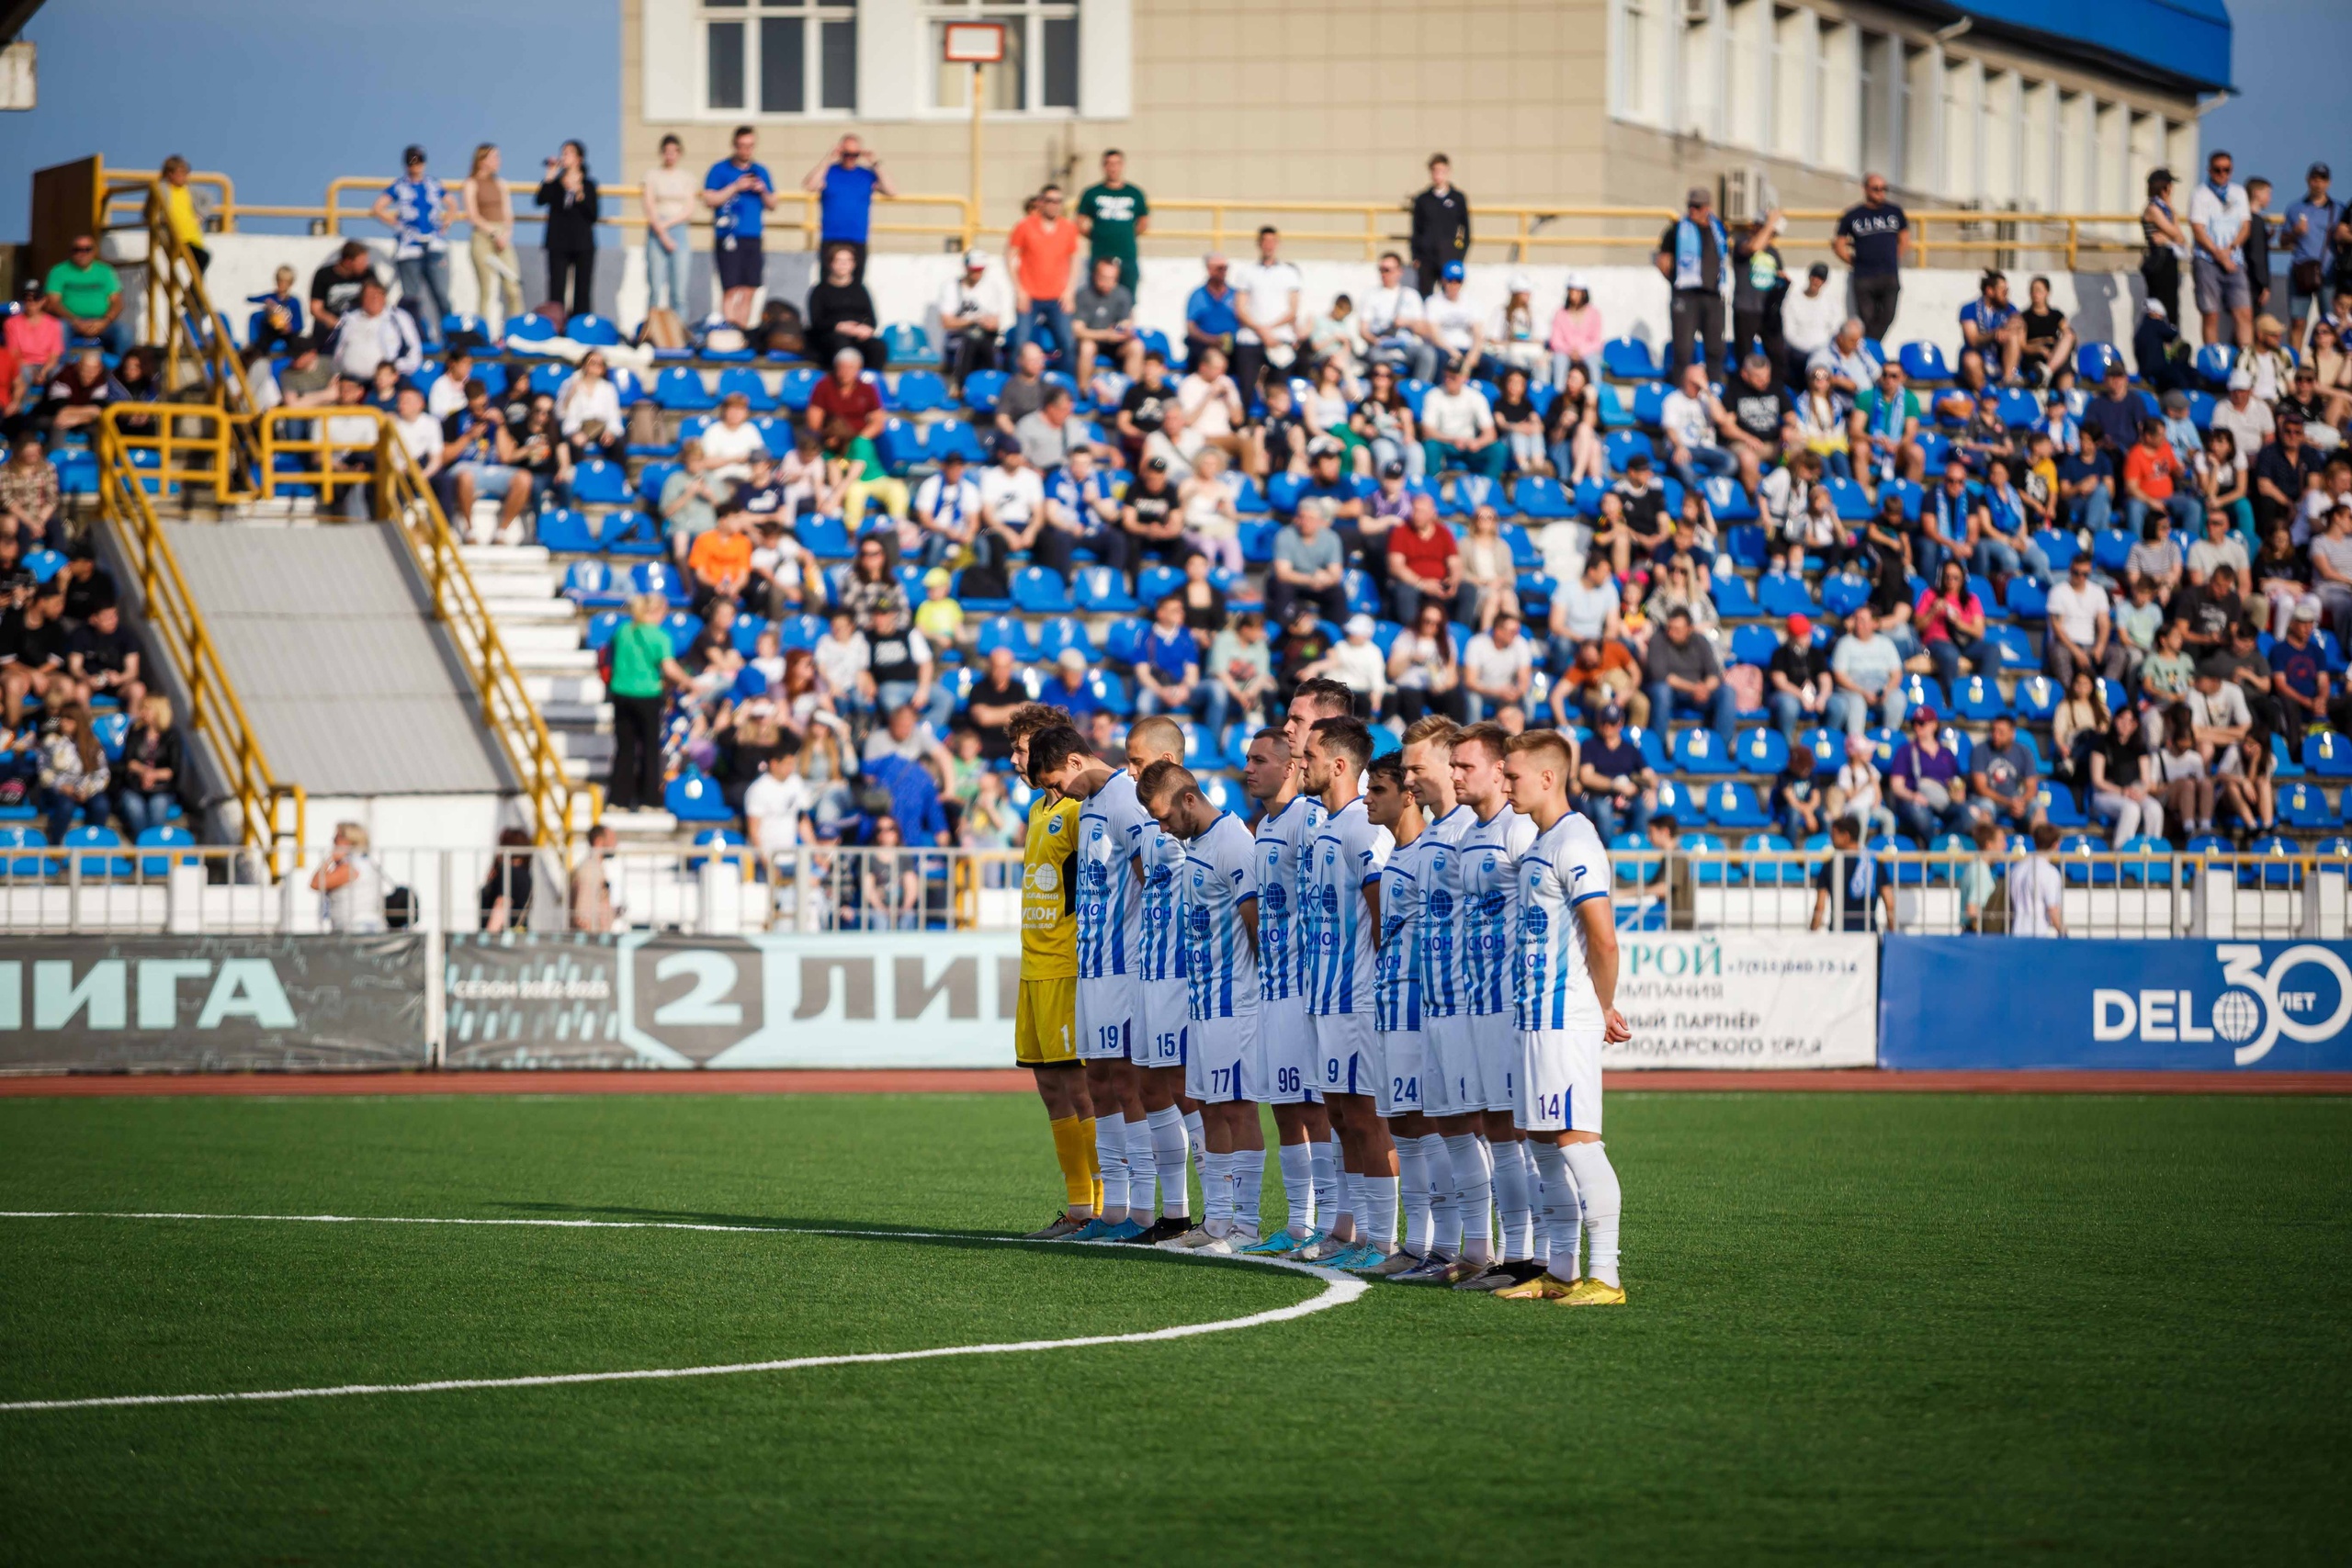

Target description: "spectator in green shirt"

left=44, top=235, right=129, bottom=357
left=1074, top=150, right=1149, bottom=292
left=606, top=593, right=688, bottom=812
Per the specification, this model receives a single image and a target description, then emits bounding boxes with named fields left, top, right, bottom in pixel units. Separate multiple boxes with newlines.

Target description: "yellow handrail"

left=96, top=408, right=305, bottom=867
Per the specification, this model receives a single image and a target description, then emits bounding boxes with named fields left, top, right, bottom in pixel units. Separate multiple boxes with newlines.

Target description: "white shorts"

left=1373, top=1025, right=1425, bottom=1118
left=1312, top=1010, right=1377, bottom=1098
left=1078, top=974, right=1140, bottom=1062
left=1253, top=994, right=1317, bottom=1104
left=1518, top=1027, right=1604, bottom=1134
left=1136, top=979, right=1189, bottom=1071
left=1471, top=1010, right=1520, bottom=1114
left=1422, top=1013, right=1482, bottom=1118
left=1185, top=1012, right=1260, bottom=1104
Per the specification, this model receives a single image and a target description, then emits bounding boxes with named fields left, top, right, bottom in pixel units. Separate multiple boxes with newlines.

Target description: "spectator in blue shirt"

left=856, top=753, right=949, bottom=845
left=2057, top=426, right=2116, bottom=534
left=1135, top=595, right=1201, bottom=716
left=801, top=133, right=894, bottom=284
left=1958, top=269, right=2023, bottom=385
left=371, top=145, right=454, bottom=349
left=704, top=126, right=780, bottom=329
left=1043, top=649, right=1105, bottom=720
left=1185, top=254, right=1239, bottom=363
left=2282, top=163, right=2343, bottom=355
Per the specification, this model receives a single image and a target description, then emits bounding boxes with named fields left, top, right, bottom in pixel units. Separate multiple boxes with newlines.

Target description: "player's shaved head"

left=1240, top=728, right=1294, bottom=804
left=1136, top=758, right=1193, bottom=812
left=1126, top=714, right=1185, bottom=766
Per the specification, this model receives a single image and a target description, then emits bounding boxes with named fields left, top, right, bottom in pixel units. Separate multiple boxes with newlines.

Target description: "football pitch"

left=2, top=1089, right=2346, bottom=1563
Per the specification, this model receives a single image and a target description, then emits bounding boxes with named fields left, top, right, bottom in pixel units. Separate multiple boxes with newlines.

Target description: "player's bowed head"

left=1137, top=759, right=1215, bottom=840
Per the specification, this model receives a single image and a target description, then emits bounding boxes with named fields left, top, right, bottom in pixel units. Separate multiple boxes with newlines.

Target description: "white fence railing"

left=0, top=845, right=2342, bottom=941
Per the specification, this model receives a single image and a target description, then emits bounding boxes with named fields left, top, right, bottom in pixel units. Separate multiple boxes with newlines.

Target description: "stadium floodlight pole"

left=942, top=20, right=1004, bottom=250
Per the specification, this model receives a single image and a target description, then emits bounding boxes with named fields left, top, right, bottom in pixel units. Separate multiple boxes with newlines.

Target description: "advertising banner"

left=0, top=935, right=429, bottom=1072
left=444, top=931, right=1021, bottom=1069
left=1880, top=937, right=2352, bottom=1070
left=1606, top=931, right=1879, bottom=1069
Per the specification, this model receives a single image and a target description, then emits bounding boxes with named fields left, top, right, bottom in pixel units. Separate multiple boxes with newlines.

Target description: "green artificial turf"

left=1, top=1091, right=2347, bottom=1564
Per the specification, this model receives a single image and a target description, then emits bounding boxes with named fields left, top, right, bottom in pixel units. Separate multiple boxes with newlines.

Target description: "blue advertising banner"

left=1880, top=937, right=2352, bottom=1071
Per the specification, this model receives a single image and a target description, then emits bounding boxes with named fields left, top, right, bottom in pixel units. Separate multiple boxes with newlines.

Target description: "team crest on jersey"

left=1481, top=853, right=1498, bottom=874
left=1192, top=868, right=1206, bottom=888
left=1046, top=817, right=1065, bottom=835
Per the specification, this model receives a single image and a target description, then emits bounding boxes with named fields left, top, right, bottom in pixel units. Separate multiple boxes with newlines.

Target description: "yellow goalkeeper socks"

left=1050, top=1114, right=1099, bottom=1215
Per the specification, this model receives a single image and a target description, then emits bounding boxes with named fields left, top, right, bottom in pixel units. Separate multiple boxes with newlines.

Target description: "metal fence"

left=2, top=844, right=2342, bottom=941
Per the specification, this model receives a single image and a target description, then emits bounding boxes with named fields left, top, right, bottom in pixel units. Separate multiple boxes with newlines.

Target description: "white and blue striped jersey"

left=1415, top=806, right=1476, bottom=1020
left=1457, top=806, right=1537, bottom=1018
left=1302, top=797, right=1387, bottom=1017
left=1182, top=811, right=1260, bottom=1021
left=1077, top=771, right=1148, bottom=980
left=1514, top=810, right=1613, bottom=1032
left=1374, top=830, right=1435, bottom=1034
left=1252, top=795, right=1322, bottom=1004
left=1135, top=816, right=1190, bottom=985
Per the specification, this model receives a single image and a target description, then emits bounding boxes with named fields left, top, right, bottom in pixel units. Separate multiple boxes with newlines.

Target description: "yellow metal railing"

left=92, top=169, right=257, bottom=412
left=95, top=408, right=304, bottom=866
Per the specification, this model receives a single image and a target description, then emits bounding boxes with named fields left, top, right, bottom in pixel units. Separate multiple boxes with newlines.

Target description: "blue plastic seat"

left=2192, top=344, right=2234, bottom=386
left=2303, top=731, right=2352, bottom=778
left=1733, top=728, right=1789, bottom=773
left=561, top=558, right=626, bottom=607
left=962, top=368, right=1009, bottom=413
left=503, top=312, right=559, bottom=353
left=1706, top=782, right=1770, bottom=829
left=1628, top=724, right=1670, bottom=773
left=665, top=770, right=735, bottom=823
left=1601, top=337, right=1659, bottom=380
left=774, top=367, right=822, bottom=410
left=1679, top=830, right=1740, bottom=884
left=882, top=323, right=932, bottom=364
left=2278, top=781, right=2335, bottom=829
left=1034, top=616, right=1098, bottom=664
left=1897, top=673, right=1946, bottom=713
left=1758, top=573, right=1818, bottom=617
left=134, top=825, right=198, bottom=878
left=717, top=367, right=775, bottom=411
left=1012, top=566, right=1073, bottom=614
left=1602, top=430, right=1653, bottom=474
left=1898, top=342, right=1952, bottom=383
left=630, top=560, right=690, bottom=605
left=2038, top=781, right=2086, bottom=827
left=1704, top=476, right=1758, bottom=523
left=62, top=826, right=132, bottom=879
left=1984, top=625, right=2036, bottom=669
left=1824, top=475, right=1873, bottom=522
left=1072, top=566, right=1139, bottom=613
left=1674, top=727, right=1735, bottom=775
left=1726, top=625, right=1779, bottom=669
left=0, top=826, right=47, bottom=877
left=567, top=313, right=620, bottom=347
left=2075, top=343, right=2123, bottom=383
left=893, top=368, right=949, bottom=413
left=526, top=362, right=571, bottom=399
left=1653, top=778, right=1695, bottom=819
left=974, top=615, right=1036, bottom=660
left=1819, top=572, right=1871, bottom=618
left=656, top=367, right=715, bottom=412
left=1135, top=564, right=1185, bottom=606
left=1712, top=574, right=1760, bottom=619
left=1514, top=476, right=1575, bottom=520
left=2244, top=834, right=2302, bottom=888
left=1724, top=524, right=1768, bottom=570
left=570, top=457, right=630, bottom=506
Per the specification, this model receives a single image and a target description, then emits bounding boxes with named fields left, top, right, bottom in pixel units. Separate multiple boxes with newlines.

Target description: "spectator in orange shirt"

left=1006, top=185, right=1081, bottom=366
left=2122, top=415, right=2203, bottom=538
left=688, top=502, right=755, bottom=611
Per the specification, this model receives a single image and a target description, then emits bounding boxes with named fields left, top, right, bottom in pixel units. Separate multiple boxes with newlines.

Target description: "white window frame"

left=697, top=0, right=861, bottom=120
left=917, top=0, right=1081, bottom=120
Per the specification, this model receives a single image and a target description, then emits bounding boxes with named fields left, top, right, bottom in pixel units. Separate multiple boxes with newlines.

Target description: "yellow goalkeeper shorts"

left=1014, top=977, right=1079, bottom=1066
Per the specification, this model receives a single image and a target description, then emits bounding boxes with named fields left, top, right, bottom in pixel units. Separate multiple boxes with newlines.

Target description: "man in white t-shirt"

left=425, top=348, right=475, bottom=420
left=2005, top=821, right=2066, bottom=937
left=390, top=385, right=443, bottom=474
left=1416, top=262, right=1482, bottom=368
left=2044, top=555, right=2127, bottom=685
left=697, top=391, right=770, bottom=483
left=910, top=449, right=983, bottom=569
left=2210, top=370, right=2274, bottom=458
left=744, top=745, right=816, bottom=863
left=1361, top=251, right=1438, bottom=382
left=2187, top=150, right=2254, bottom=350
left=1780, top=262, right=1842, bottom=382
left=1231, top=225, right=1302, bottom=397
left=1419, top=361, right=1504, bottom=479
left=934, top=248, right=1012, bottom=383
left=1464, top=613, right=1535, bottom=719
left=1657, top=361, right=1736, bottom=491
left=976, top=437, right=1049, bottom=577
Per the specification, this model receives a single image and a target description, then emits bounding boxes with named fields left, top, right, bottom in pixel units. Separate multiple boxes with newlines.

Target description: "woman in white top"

left=1457, top=505, right=1521, bottom=630
left=1300, top=357, right=1358, bottom=445
left=1386, top=601, right=1466, bottom=724
left=640, top=132, right=696, bottom=320
left=556, top=349, right=624, bottom=457
left=1177, top=346, right=1245, bottom=457
left=1483, top=275, right=1546, bottom=377
left=461, top=143, right=522, bottom=331
left=1179, top=446, right=1244, bottom=572
left=1830, top=736, right=1895, bottom=836
left=311, top=821, right=388, bottom=933
left=2004, top=822, right=2067, bottom=937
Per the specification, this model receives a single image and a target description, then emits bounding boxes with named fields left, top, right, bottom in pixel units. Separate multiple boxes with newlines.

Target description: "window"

left=1903, top=44, right=1939, bottom=194
left=702, top=0, right=856, bottom=115
left=1616, top=0, right=1668, bottom=126
left=1859, top=31, right=1894, bottom=177
left=2020, top=81, right=2054, bottom=209
left=927, top=2, right=1080, bottom=113
left=1817, top=22, right=1857, bottom=172
left=1770, top=6, right=1813, bottom=163
left=1941, top=55, right=1979, bottom=199
left=1724, top=0, right=1766, bottom=150
left=1982, top=70, right=2018, bottom=206
left=1679, top=0, right=1719, bottom=141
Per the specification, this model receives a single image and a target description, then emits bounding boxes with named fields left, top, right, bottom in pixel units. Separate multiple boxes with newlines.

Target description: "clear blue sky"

left=2, top=0, right=2347, bottom=243
left=1, top=0, right=618, bottom=242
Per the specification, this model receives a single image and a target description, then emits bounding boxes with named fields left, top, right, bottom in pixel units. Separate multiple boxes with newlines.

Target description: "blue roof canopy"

left=1915, top=0, right=2232, bottom=95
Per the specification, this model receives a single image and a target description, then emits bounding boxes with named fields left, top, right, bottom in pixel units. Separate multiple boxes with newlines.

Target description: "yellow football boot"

left=1494, top=1272, right=1579, bottom=1301
left=1556, top=1278, right=1627, bottom=1306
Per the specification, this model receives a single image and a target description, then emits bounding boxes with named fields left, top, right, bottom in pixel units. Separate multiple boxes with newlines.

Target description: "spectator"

left=66, top=594, right=141, bottom=715
left=2187, top=658, right=2252, bottom=762
left=1732, top=210, right=1790, bottom=372
left=1976, top=457, right=2048, bottom=583
left=2088, top=702, right=2162, bottom=844
left=533, top=140, right=599, bottom=320
left=2121, top=414, right=2200, bottom=544
left=1479, top=274, right=1546, bottom=383
left=1657, top=360, right=1734, bottom=496
left=604, top=594, right=684, bottom=812
left=1779, top=263, right=1842, bottom=388
left=825, top=416, right=907, bottom=539
left=1069, top=254, right=1142, bottom=387
left=113, top=693, right=183, bottom=839
left=2254, top=413, right=2325, bottom=537
left=438, top=378, right=534, bottom=546
left=2309, top=503, right=2352, bottom=642
left=2143, top=617, right=2199, bottom=708
left=1136, top=595, right=1202, bottom=717
left=1201, top=611, right=1274, bottom=736
left=2006, top=822, right=2067, bottom=937
left=2215, top=727, right=2277, bottom=833
left=1830, top=735, right=1896, bottom=837
left=1811, top=816, right=1894, bottom=931
left=507, top=396, right=572, bottom=519
left=864, top=602, right=946, bottom=731
left=556, top=348, right=624, bottom=458
left=1773, top=747, right=1824, bottom=843
left=801, top=133, right=892, bottom=283
left=0, top=434, right=62, bottom=552
left=2046, top=555, right=2126, bottom=685
left=1719, top=352, right=1792, bottom=502
left=310, top=822, right=387, bottom=933
left=2245, top=178, right=2276, bottom=324
left=1046, top=446, right=1128, bottom=575
left=1834, top=173, right=1910, bottom=343
left=2189, top=150, right=2254, bottom=348
left=1015, top=384, right=1091, bottom=474
left=1577, top=703, right=1656, bottom=839
left=1297, top=612, right=1386, bottom=716
left=687, top=502, right=754, bottom=612
left=2015, top=275, right=2075, bottom=389
left=1117, top=454, right=1186, bottom=578
left=1360, top=253, right=1438, bottom=383
left=1178, top=445, right=1243, bottom=572
left=1388, top=601, right=1465, bottom=725
left=1352, top=364, right=1423, bottom=480
left=1184, top=254, right=1239, bottom=365
left=2272, top=597, right=2338, bottom=732
left=1407, top=153, right=1472, bottom=298
left=1266, top=499, right=1349, bottom=628
left=2113, top=575, right=2164, bottom=682
left=1786, top=367, right=1853, bottom=481
left=1655, top=186, right=1729, bottom=378
left=1417, top=261, right=1482, bottom=372
left=695, top=391, right=766, bottom=488
left=1072, top=149, right=1150, bottom=293
left=1385, top=494, right=1459, bottom=626
left=807, top=247, right=884, bottom=372
left=637, top=134, right=695, bottom=335
left=704, top=127, right=781, bottom=327
left=373, top=144, right=455, bottom=349
left=814, top=608, right=872, bottom=715
left=1007, top=185, right=1081, bottom=362
left=799, top=349, right=881, bottom=446
left=1456, top=505, right=1519, bottom=629
left=935, top=248, right=1010, bottom=386
left=1958, top=269, right=2024, bottom=386
left=331, top=277, right=423, bottom=385
left=1419, top=360, right=1503, bottom=478
left=1176, top=344, right=1244, bottom=459
left=390, top=383, right=443, bottom=479
left=2282, top=163, right=2342, bottom=355
left=43, top=234, right=128, bottom=358
left=1764, top=612, right=1830, bottom=743
left=1231, top=226, right=1303, bottom=395
left=1886, top=707, right=1969, bottom=841
left=2141, top=167, right=2190, bottom=329
left=1828, top=604, right=1906, bottom=734
left=1546, top=361, right=1606, bottom=486
left=2055, top=425, right=2118, bottom=535
left=908, top=448, right=981, bottom=570
left=308, top=241, right=382, bottom=343
left=1850, top=359, right=1925, bottom=486
left=2125, top=514, right=2185, bottom=607
left=972, top=436, right=1046, bottom=582
left=157, top=154, right=209, bottom=275
left=1810, top=316, right=1883, bottom=397
left=1463, top=612, right=1533, bottom=720
left=1606, top=460, right=1673, bottom=575
left=743, top=740, right=817, bottom=869
left=1553, top=634, right=1645, bottom=731
left=1250, top=375, right=1309, bottom=480
left=1644, top=605, right=1735, bottom=743
left=2132, top=300, right=2191, bottom=394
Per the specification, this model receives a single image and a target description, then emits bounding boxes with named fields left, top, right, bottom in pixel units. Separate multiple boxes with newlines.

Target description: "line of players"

left=1011, top=682, right=1629, bottom=1304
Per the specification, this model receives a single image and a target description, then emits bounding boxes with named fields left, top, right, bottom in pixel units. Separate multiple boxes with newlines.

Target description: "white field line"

left=0, top=1211, right=1366, bottom=1415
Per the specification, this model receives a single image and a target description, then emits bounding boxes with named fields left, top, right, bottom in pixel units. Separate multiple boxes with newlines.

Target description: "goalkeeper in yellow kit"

left=1009, top=704, right=1100, bottom=1239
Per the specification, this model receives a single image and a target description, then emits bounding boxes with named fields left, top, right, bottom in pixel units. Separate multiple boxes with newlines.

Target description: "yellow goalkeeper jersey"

left=1022, top=792, right=1080, bottom=979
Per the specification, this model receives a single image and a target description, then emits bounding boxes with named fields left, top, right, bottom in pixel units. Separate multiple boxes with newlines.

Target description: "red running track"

left=2, top=1069, right=2347, bottom=1098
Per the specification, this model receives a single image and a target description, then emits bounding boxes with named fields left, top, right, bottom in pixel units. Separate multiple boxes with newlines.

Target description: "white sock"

left=1279, top=1141, right=1315, bottom=1235
left=1444, top=1134, right=1493, bottom=1262
left=1148, top=1105, right=1191, bottom=1220
left=1529, top=1144, right=1552, bottom=1268
left=1126, top=1117, right=1159, bottom=1220
left=1491, top=1137, right=1532, bottom=1262
left=1182, top=1109, right=1207, bottom=1170
left=1364, top=1176, right=1400, bottom=1252
left=1096, top=1116, right=1129, bottom=1222
left=1234, top=1148, right=1264, bottom=1235
left=1340, top=1168, right=1363, bottom=1241
left=1202, top=1150, right=1232, bottom=1236
left=1421, top=1134, right=1459, bottom=1257
left=1396, top=1137, right=1431, bottom=1256
left=1562, top=1141, right=1623, bottom=1288
left=1528, top=1141, right=1583, bottom=1280
left=1309, top=1138, right=1337, bottom=1232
